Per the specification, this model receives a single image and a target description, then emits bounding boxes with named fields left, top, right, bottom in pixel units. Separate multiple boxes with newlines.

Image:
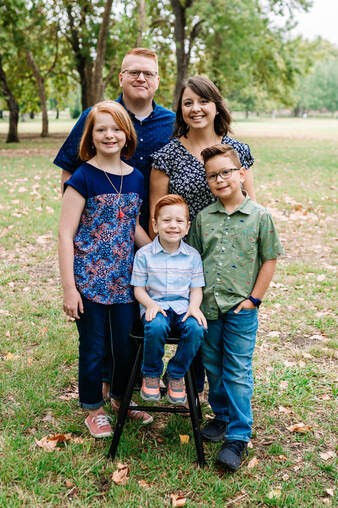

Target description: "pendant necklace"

left=104, top=169, right=125, bottom=219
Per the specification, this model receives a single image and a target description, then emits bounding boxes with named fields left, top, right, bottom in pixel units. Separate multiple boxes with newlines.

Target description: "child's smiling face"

left=205, top=154, right=246, bottom=204
left=152, top=204, right=190, bottom=252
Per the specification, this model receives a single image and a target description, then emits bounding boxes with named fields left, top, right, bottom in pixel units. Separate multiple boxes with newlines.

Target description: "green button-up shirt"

left=188, top=196, right=284, bottom=319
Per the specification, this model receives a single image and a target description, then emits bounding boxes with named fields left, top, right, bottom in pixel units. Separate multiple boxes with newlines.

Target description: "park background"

left=0, top=0, right=337, bottom=506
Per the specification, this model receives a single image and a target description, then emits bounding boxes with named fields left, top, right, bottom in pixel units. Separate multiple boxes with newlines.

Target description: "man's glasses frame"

left=206, top=168, right=241, bottom=183
left=121, top=69, right=158, bottom=80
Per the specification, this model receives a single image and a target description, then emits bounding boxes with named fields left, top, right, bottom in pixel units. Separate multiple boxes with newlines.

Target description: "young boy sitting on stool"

left=188, top=144, right=283, bottom=471
left=131, top=194, right=207, bottom=405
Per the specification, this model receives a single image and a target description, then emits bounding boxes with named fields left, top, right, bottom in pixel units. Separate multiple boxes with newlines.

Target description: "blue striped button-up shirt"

left=131, top=236, right=205, bottom=317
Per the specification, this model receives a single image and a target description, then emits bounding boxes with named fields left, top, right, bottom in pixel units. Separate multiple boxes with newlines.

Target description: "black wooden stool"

left=107, top=325, right=205, bottom=467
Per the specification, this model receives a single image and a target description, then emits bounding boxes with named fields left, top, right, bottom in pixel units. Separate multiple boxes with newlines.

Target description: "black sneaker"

left=201, top=418, right=227, bottom=442
left=216, top=440, right=248, bottom=471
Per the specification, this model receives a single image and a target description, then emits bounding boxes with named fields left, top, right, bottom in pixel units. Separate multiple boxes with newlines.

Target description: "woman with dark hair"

left=149, top=76, right=255, bottom=402
left=149, top=75, right=255, bottom=235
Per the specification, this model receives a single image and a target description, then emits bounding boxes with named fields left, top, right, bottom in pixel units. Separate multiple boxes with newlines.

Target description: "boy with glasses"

left=54, top=47, right=175, bottom=230
left=188, top=144, right=283, bottom=471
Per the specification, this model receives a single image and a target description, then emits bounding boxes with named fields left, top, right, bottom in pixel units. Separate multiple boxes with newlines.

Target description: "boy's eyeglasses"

left=121, top=69, right=158, bottom=80
left=206, top=168, right=241, bottom=183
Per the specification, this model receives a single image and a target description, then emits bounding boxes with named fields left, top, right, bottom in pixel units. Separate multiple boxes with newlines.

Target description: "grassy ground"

left=0, top=118, right=337, bottom=507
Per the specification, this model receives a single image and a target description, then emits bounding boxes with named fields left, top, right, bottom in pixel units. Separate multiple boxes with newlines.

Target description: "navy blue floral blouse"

left=65, top=163, right=144, bottom=305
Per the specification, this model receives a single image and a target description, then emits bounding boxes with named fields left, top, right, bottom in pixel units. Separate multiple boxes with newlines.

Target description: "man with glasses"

left=54, top=47, right=175, bottom=230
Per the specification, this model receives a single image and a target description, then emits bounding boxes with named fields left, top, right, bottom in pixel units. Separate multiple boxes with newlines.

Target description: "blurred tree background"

left=0, top=0, right=337, bottom=142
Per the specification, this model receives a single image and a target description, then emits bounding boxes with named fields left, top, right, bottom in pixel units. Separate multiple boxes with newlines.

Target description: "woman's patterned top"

left=152, top=135, right=254, bottom=221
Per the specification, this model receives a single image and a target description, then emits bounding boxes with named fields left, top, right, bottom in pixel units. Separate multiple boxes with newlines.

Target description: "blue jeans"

left=142, top=308, right=205, bottom=379
left=202, top=308, right=258, bottom=442
left=76, top=295, right=136, bottom=409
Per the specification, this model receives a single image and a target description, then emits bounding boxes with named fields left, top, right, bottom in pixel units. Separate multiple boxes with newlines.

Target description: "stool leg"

left=107, top=343, right=143, bottom=460
left=185, top=369, right=205, bottom=467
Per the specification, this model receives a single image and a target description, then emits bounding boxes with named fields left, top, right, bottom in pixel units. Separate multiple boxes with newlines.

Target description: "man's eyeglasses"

left=121, top=69, right=158, bottom=80
left=206, top=168, right=241, bottom=183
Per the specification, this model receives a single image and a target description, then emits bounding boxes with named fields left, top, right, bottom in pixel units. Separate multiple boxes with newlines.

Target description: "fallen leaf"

left=325, top=488, right=334, bottom=497
left=278, top=405, right=291, bottom=414
left=170, top=493, right=186, bottom=507
left=112, top=463, right=129, bottom=485
left=64, top=480, right=74, bottom=488
left=282, top=473, right=289, bottom=481
left=267, top=488, right=282, bottom=499
left=319, top=451, right=336, bottom=461
left=179, top=434, right=190, bottom=444
left=138, top=479, right=150, bottom=489
left=287, top=422, right=312, bottom=433
left=35, top=433, right=72, bottom=452
left=279, top=381, right=288, bottom=390
left=247, top=457, right=259, bottom=469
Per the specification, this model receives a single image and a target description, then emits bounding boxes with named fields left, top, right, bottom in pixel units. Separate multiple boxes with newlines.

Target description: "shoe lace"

left=224, top=440, right=247, bottom=455
left=93, top=413, right=111, bottom=428
left=145, top=377, right=159, bottom=388
left=169, top=379, right=184, bottom=390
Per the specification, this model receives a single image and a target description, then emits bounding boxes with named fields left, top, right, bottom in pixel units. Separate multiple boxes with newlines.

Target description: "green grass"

left=0, top=119, right=337, bottom=506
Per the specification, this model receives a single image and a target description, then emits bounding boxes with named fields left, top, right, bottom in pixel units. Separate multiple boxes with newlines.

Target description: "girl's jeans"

left=202, top=307, right=258, bottom=443
left=142, top=308, right=205, bottom=379
left=76, top=295, right=136, bottom=410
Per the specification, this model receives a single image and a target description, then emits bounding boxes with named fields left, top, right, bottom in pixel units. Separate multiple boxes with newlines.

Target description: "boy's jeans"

left=142, top=308, right=205, bottom=379
left=202, top=307, right=258, bottom=443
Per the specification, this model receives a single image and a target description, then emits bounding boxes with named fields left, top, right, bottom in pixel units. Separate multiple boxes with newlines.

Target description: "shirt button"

left=140, top=138, right=143, bottom=142
left=140, top=156, right=143, bottom=160
left=228, top=216, right=231, bottom=220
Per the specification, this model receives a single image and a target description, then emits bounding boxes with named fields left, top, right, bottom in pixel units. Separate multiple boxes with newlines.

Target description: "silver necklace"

left=104, top=170, right=124, bottom=219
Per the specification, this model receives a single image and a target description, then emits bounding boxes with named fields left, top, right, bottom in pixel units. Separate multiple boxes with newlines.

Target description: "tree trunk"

left=92, top=0, right=113, bottom=103
left=0, top=55, right=19, bottom=142
left=136, top=0, right=146, bottom=46
left=170, top=0, right=189, bottom=109
left=26, top=50, right=49, bottom=137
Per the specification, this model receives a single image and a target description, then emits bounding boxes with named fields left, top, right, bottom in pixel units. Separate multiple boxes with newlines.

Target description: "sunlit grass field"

left=0, top=117, right=337, bottom=506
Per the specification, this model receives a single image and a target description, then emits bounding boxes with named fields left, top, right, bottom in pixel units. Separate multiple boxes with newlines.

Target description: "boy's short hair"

left=154, top=194, right=190, bottom=221
left=201, top=144, right=241, bottom=168
left=79, top=100, right=137, bottom=161
left=122, top=47, right=158, bottom=68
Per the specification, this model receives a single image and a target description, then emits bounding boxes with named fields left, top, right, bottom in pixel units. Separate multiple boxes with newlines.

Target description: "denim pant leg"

left=142, top=312, right=171, bottom=377
left=108, top=303, right=137, bottom=400
left=222, top=308, right=258, bottom=442
left=76, top=296, right=106, bottom=410
left=202, top=319, right=229, bottom=422
left=166, top=314, right=205, bottom=379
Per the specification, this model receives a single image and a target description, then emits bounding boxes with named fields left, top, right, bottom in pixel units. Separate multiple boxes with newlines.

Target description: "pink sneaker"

left=167, top=378, right=187, bottom=405
left=85, top=411, right=112, bottom=438
left=141, top=377, right=161, bottom=401
left=111, top=398, right=153, bottom=425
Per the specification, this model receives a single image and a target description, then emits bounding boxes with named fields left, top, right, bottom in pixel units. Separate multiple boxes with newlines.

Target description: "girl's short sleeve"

left=151, top=141, right=174, bottom=177
left=64, top=166, right=88, bottom=198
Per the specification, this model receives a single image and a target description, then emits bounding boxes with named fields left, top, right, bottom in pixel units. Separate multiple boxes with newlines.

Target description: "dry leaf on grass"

left=247, top=457, right=259, bottom=469
left=111, top=463, right=129, bottom=485
left=138, top=479, right=151, bottom=489
left=170, top=493, right=187, bottom=507
left=179, top=434, right=190, bottom=444
left=267, top=488, right=282, bottom=499
left=319, top=451, right=336, bottom=461
left=287, top=422, right=312, bottom=433
left=35, top=433, right=72, bottom=452
left=325, top=488, right=334, bottom=497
